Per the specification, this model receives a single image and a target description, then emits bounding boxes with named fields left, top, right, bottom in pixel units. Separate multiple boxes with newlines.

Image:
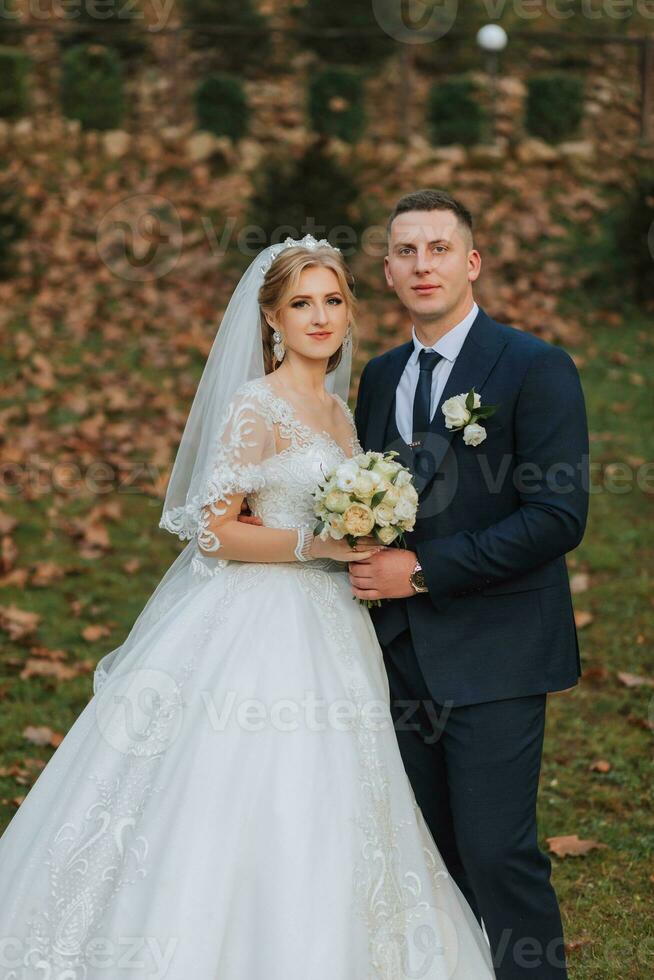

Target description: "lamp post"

left=476, top=23, right=508, bottom=143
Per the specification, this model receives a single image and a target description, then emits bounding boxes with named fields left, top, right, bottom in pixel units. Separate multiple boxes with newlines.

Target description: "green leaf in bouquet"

left=465, top=387, right=476, bottom=411
left=370, top=489, right=387, bottom=507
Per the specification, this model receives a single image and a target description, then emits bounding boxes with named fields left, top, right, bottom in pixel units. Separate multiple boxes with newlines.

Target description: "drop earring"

left=272, top=330, right=285, bottom=363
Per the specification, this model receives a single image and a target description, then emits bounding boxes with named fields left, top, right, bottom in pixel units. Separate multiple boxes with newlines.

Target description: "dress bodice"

left=248, top=382, right=361, bottom=528
left=190, top=375, right=363, bottom=577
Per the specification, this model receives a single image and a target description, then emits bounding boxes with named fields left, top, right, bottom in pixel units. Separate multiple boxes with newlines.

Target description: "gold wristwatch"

left=409, top=558, right=428, bottom=594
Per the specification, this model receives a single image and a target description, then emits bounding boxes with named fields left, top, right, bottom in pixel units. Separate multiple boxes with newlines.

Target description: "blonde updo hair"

left=258, top=245, right=358, bottom=376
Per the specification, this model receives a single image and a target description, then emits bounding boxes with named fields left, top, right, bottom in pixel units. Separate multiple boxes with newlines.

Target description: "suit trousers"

left=382, top=628, right=569, bottom=979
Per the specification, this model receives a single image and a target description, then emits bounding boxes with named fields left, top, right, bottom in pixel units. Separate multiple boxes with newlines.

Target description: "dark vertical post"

left=398, top=46, right=412, bottom=145
left=641, top=37, right=653, bottom=143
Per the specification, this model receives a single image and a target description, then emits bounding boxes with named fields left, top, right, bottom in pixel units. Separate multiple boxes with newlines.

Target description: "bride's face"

left=268, top=265, right=349, bottom=362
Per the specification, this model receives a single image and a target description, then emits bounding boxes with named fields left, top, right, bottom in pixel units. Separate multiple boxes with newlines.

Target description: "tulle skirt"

left=0, top=558, right=494, bottom=979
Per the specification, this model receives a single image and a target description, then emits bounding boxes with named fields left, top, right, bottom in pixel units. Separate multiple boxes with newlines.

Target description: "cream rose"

left=377, top=525, right=399, bottom=545
left=324, top=489, right=351, bottom=514
left=372, top=502, right=396, bottom=527
left=343, top=503, right=375, bottom=536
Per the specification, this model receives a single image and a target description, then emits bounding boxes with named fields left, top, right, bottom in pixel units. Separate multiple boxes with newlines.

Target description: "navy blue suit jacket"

left=353, top=306, right=590, bottom=706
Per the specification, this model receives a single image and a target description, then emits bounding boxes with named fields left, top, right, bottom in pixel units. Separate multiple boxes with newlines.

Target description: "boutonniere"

left=441, top=387, right=499, bottom=446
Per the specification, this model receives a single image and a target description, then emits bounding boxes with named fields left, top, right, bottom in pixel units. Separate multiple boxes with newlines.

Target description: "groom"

left=349, top=189, right=589, bottom=979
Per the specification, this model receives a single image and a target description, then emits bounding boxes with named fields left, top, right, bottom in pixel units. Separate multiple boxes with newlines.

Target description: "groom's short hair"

left=386, top=189, right=474, bottom=249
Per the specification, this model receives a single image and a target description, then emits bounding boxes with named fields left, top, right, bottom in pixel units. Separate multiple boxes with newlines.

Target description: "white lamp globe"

left=476, top=24, right=508, bottom=52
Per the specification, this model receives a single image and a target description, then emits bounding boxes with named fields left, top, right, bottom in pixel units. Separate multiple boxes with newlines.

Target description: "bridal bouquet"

left=311, top=450, right=418, bottom=607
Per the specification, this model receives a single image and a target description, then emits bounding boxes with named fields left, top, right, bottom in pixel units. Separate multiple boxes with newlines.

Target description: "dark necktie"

left=412, top=349, right=443, bottom=445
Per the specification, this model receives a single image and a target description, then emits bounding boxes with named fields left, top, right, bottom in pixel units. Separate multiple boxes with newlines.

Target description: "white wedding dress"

left=0, top=376, right=494, bottom=980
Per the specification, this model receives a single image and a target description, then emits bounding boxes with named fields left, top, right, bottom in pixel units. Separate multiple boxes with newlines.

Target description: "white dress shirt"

left=395, top=301, right=479, bottom=444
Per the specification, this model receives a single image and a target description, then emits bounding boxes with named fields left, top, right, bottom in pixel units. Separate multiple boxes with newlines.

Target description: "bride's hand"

left=309, top=533, right=383, bottom=563
left=237, top=499, right=263, bottom=526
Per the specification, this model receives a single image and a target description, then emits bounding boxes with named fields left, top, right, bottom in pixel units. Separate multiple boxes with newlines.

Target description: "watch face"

left=412, top=571, right=426, bottom=590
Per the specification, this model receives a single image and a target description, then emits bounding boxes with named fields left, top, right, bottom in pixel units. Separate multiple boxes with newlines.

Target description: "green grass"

left=538, top=298, right=654, bottom=977
left=0, top=300, right=652, bottom=977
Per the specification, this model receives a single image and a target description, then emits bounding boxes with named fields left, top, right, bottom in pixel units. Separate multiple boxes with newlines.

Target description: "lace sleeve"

left=196, top=386, right=273, bottom=555
left=159, top=383, right=273, bottom=553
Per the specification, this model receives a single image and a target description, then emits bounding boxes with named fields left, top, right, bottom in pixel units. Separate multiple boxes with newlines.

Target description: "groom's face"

left=384, top=209, right=480, bottom=323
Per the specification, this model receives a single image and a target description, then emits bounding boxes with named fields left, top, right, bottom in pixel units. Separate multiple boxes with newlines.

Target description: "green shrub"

left=308, top=68, right=366, bottom=143
left=182, top=0, right=272, bottom=74
left=427, top=76, right=485, bottom=147
left=609, top=167, right=654, bottom=307
left=555, top=166, right=654, bottom=309
left=248, top=140, right=363, bottom=247
left=525, top=72, right=584, bottom=142
left=0, top=47, right=30, bottom=119
left=0, top=186, right=27, bottom=278
left=296, top=0, right=395, bottom=66
left=0, top=0, right=25, bottom=45
left=60, top=44, right=125, bottom=131
left=59, top=0, right=146, bottom=58
left=195, top=74, right=249, bottom=140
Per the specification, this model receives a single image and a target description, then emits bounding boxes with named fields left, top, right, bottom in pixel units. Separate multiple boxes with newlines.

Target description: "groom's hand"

left=236, top=500, right=263, bottom=526
left=348, top=548, right=418, bottom=601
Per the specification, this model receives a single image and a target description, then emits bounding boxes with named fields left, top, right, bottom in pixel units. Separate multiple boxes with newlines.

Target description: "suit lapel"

left=365, top=307, right=508, bottom=497
left=414, top=307, right=508, bottom=496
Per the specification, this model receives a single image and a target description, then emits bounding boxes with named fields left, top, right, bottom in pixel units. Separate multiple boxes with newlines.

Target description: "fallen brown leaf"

left=570, top=573, right=590, bottom=594
left=589, top=759, right=612, bottom=773
left=617, top=671, right=654, bottom=689
left=30, top=562, right=67, bottom=586
left=22, top=725, right=64, bottom=748
left=546, top=835, right=608, bottom=858
left=82, top=623, right=111, bottom=642
left=0, top=604, right=41, bottom=640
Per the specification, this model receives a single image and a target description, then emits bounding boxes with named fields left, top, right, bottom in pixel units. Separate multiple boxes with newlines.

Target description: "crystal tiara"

left=259, top=234, right=341, bottom=275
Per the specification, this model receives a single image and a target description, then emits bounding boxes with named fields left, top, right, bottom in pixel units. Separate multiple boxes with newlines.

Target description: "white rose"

left=327, top=513, right=347, bottom=538
left=393, top=497, right=416, bottom=521
left=399, top=483, right=418, bottom=504
left=377, top=525, right=399, bottom=545
left=394, top=468, right=412, bottom=487
left=324, top=489, right=351, bottom=513
left=353, top=472, right=378, bottom=499
left=335, top=462, right=360, bottom=492
left=381, top=484, right=400, bottom=506
left=462, top=422, right=487, bottom=447
left=371, top=459, right=400, bottom=480
left=442, top=393, right=471, bottom=430
left=372, top=502, right=395, bottom=527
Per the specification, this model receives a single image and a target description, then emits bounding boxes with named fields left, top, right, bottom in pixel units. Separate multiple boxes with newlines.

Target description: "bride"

left=0, top=235, right=494, bottom=979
